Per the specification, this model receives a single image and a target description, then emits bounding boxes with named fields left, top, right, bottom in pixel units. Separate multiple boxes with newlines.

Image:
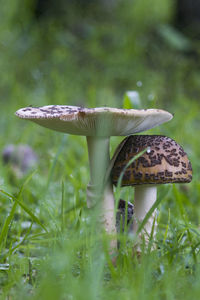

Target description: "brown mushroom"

left=111, top=135, right=192, bottom=248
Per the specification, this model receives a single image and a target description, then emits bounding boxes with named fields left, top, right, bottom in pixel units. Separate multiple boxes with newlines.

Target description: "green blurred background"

left=1, top=0, right=200, bottom=180
left=1, top=0, right=199, bottom=110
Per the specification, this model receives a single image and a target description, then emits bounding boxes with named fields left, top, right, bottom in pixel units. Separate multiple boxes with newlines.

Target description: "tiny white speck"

left=147, top=147, right=151, bottom=153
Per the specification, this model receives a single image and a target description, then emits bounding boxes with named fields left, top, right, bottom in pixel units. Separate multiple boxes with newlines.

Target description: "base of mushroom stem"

left=87, top=187, right=156, bottom=253
left=116, top=200, right=157, bottom=254
left=87, top=182, right=117, bottom=234
left=132, top=209, right=158, bottom=254
left=87, top=182, right=117, bottom=257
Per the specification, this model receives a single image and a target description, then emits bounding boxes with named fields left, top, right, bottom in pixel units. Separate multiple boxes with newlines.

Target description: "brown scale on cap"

left=111, top=135, right=193, bottom=186
left=19, top=105, right=81, bottom=119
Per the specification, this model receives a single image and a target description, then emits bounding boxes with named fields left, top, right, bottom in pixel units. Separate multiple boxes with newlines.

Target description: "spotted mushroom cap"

left=111, top=135, right=192, bottom=186
left=15, top=105, right=173, bottom=137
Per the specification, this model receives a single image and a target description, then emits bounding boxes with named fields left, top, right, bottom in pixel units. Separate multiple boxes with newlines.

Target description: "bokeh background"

left=0, top=0, right=200, bottom=299
left=2, top=0, right=200, bottom=109
left=2, top=0, right=199, bottom=184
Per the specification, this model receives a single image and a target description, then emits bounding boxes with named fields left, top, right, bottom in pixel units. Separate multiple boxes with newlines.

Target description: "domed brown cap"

left=111, top=135, right=193, bottom=186
left=15, top=105, right=173, bottom=137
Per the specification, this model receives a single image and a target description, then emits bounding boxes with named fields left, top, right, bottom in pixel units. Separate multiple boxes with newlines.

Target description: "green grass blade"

left=18, top=170, right=38, bottom=200
left=113, top=148, right=147, bottom=210
left=0, top=171, right=48, bottom=233
left=9, top=222, right=33, bottom=255
left=15, top=197, right=48, bottom=233
left=115, top=148, right=147, bottom=192
left=0, top=189, right=48, bottom=233
left=136, top=196, right=163, bottom=235
left=0, top=201, right=18, bottom=248
left=61, top=181, right=65, bottom=232
left=0, top=170, right=36, bottom=249
left=46, top=135, right=67, bottom=189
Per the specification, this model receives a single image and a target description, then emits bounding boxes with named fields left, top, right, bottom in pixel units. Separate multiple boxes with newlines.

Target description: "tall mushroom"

left=15, top=106, right=172, bottom=248
left=111, top=135, right=192, bottom=248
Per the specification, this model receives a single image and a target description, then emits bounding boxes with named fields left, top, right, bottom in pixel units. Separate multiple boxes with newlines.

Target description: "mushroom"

left=15, top=106, right=173, bottom=249
left=111, top=135, right=193, bottom=249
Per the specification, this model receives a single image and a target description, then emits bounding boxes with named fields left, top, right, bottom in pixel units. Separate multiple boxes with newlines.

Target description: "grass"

left=0, top=101, right=199, bottom=300
left=0, top=0, right=200, bottom=299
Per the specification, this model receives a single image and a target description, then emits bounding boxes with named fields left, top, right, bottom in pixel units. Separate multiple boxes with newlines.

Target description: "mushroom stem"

left=86, top=136, right=116, bottom=241
left=133, top=185, right=157, bottom=246
left=87, top=136, right=110, bottom=196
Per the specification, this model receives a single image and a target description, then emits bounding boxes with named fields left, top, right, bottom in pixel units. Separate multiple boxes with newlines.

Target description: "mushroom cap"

left=15, top=105, right=173, bottom=137
left=111, top=135, right=192, bottom=186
